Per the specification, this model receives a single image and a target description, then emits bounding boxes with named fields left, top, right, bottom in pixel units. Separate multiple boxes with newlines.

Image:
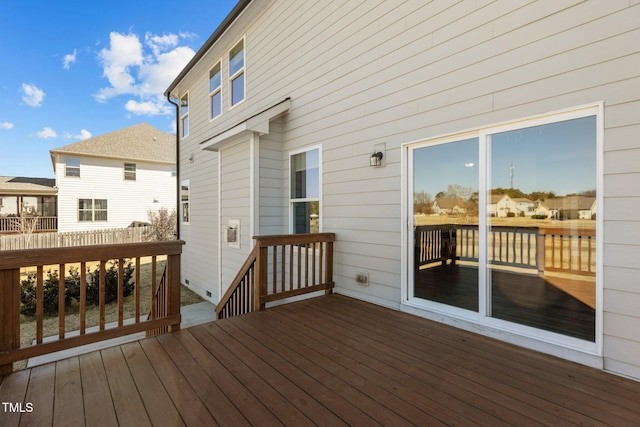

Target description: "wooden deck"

left=2, top=294, right=639, bottom=426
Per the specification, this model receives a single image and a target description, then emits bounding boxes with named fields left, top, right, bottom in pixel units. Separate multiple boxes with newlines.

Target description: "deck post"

left=255, top=245, right=268, bottom=311
left=536, top=231, right=545, bottom=277
left=325, top=240, right=334, bottom=295
left=0, top=268, right=20, bottom=376
left=167, top=253, right=182, bottom=332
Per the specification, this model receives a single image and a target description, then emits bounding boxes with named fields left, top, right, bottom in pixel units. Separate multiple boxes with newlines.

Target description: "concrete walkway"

left=26, top=301, right=216, bottom=367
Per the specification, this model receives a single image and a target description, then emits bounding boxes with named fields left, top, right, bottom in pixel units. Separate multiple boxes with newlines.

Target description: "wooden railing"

left=415, top=224, right=595, bottom=276
left=0, top=216, right=57, bottom=234
left=216, top=233, right=335, bottom=319
left=146, top=264, right=169, bottom=337
left=0, top=240, right=183, bottom=376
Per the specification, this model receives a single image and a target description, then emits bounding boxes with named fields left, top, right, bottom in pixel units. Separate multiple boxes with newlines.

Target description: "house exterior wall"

left=54, top=154, right=176, bottom=232
left=171, top=0, right=640, bottom=380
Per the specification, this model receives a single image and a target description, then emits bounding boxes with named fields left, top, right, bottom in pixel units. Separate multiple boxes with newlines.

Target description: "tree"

left=144, top=208, right=177, bottom=241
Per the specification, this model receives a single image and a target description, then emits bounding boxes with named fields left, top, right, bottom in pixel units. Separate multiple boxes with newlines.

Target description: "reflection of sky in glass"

left=489, top=116, right=596, bottom=196
left=292, top=149, right=319, bottom=199
left=414, top=138, right=479, bottom=197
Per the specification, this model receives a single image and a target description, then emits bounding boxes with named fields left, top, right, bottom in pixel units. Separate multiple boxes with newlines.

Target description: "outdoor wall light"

left=370, top=151, right=384, bottom=167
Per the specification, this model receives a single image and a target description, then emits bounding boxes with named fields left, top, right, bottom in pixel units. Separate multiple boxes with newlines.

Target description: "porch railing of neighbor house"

left=0, top=240, right=183, bottom=375
left=216, top=233, right=335, bottom=319
left=415, top=224, right=595, bottom=276
left=0, top=216, right=58, bottom=234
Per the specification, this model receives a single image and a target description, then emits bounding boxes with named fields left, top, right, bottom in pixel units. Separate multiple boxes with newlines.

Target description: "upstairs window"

left=180, top=93, right=189, bottom=137
left=229, top=39, right=245, bottom=107
left=65, top=157, right=80, bottom=177
left=124, top=163, right=136, bottom=181
left=209, top=62, right=222, bottom=119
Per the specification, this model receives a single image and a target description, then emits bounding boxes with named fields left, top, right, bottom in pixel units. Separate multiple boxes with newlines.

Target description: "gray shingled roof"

left=0, top=176, right=57, bottom=195
left=50, top=123, right=175, bottom=165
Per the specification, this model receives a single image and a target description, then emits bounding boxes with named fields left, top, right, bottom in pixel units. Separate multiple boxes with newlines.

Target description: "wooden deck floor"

left=2, top=294, right=640, bottom=426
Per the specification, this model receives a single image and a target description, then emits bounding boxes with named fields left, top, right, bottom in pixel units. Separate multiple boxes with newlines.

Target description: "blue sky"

left=413, top=116, right=596, bottom=198
left=0, top=0, right=238, bottom=178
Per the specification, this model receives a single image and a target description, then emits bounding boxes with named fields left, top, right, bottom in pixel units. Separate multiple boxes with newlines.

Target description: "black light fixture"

left=370, top=151, right=383, bottom=167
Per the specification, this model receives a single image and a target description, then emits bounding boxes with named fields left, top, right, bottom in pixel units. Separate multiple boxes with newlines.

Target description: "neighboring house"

left=514, top=198, right=535, bottom=216
left=0, top=176, right=57, bottom=233
left=49, top=123, right=176, bottom=232
left=545, top=195, right=597, bottom=220
left=487, top=194, right=517, bottom=217
left=165, top=1, right=640, bottom=381
left=432, top=198, right=467, bottom=216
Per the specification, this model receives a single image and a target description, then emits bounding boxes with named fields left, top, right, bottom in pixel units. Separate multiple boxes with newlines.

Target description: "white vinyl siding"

left=170, top=0, right=640, bottom=379
left=55, top=155, right=176, bottom=232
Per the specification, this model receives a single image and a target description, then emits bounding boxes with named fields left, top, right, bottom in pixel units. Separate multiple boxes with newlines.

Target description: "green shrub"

left=85, top=260, right=135, bottom=306
left=20, top=270, right=72, bottom=316
left=19, top=261, right=135, bottom=317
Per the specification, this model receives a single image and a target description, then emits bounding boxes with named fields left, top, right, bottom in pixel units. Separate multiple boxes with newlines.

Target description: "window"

left=181, top=180, right=190, bottom=223
left=209, top=62, right=222, bottom=119
left=290, top=147, right=321, bottom=234
left=65, top=157, right=80, bottom=177
left=124, top=163, right=136, bottom=181
left=229, top=39, right=245, bottom=106
left=409, top=106, right=599, bottom=345
left=180, top=94, right=189, bottom=137
left=78, top=199, right=108, bottom=222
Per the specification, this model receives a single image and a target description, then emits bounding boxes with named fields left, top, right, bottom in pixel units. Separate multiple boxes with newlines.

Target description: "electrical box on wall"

left=226, top=219, right=240, bottom=249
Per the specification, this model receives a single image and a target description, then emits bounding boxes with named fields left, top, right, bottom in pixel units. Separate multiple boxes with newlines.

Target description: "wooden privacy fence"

left=415, top=224, right=595, bottom=276
left=0, top=240, right=183, bottom=376
left=0, top=227, right=147, bottom=250
left=216, top=233, right=335, bottom=319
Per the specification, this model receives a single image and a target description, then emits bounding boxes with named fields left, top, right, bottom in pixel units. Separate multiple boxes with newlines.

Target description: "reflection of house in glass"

left=545, top=196, right=596, bottom=220
left=432, top=198, right=468, bottom=216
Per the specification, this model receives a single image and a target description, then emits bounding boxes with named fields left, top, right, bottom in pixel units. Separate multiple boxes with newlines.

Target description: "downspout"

left=167, top=94, right=181, bottom=240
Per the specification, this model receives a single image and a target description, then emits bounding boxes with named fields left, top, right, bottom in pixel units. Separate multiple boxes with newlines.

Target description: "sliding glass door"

left=410, top=107, right=598, bottom=344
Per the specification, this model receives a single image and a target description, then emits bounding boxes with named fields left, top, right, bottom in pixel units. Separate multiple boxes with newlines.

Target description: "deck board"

left=2, top=294, right=640, bottom=426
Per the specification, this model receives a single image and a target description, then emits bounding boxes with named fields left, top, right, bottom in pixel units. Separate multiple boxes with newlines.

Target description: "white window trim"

left=180, top=93, right=189, bottom=138
left=65, top=157, right=81, bottom=178
left=288, top=145, right=322, bottom=234
left=78, top=198, right=108, bottom=222
left=401, top=103, right=604, bottom=360
left=228, top=36, right=246, bottom=109
left=209, top=61, right=222, bottom=121
left=124, top=162, right=136, bottom=181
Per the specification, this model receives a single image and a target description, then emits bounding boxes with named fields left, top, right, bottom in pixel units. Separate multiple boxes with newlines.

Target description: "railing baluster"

left=59, top=263, right=65, bottom=339
left=80, top=262, right=86, bottom=335
left=36, top=266, right=43, bottom=344
left=99, top=261, right=106, bottom=331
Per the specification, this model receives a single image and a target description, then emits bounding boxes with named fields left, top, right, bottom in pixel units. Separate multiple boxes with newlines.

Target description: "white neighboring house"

left=50, top=123, right=176, bottom=232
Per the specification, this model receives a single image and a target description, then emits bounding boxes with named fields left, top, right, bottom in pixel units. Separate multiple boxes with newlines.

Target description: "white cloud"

left=36, top=127, right=57, bottom=139
left=21, top=83, right=45, bottom=107
left=95, top=30, right=195, bottom=116
left=125, top=99, right=171, bottom=116
left=63, top=49, right=77, bottom=70
left=75, top=129, right=92, bottom=140
left=95, top=32, right=144, bottom=102
left=1, top=121, right=14, bottom=130
left=64, top=129, right=92, bottom=140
